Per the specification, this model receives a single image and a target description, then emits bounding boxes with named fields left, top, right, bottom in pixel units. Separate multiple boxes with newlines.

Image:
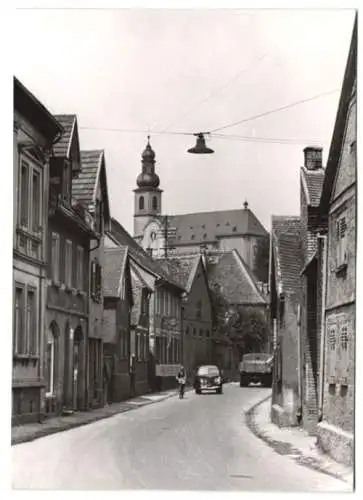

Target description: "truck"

left=239, top=352, right=273, bottom=387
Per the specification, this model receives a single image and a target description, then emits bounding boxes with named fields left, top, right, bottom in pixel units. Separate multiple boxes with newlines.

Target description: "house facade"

left=316, top=17, right=357, bottom=467
left=45, top=114, right=96, bottom=416
left=157, top=253, right=214, bottom=381
left=206, top=249, right=269, bottom=379
left=72, top=149, right=111, bottom=409
left=133, top=138, right=269, bottom=277
left=269, top=216, right=302, bottom=427
left=106, top=217, right=185, bottom=393
left=103, top=247, right=133, bottom=403
left=13, top=78, right=63, bottom=425
left=299, top=146, right=326, bottom=435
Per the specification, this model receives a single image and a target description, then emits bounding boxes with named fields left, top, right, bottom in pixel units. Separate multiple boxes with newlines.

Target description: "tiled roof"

left=169, top=207, right=267, bottom=245
left=108, top=218, right=185, bottom=292
left=271, top=216, right=302, bottom=297
left=157, top=254, right=200, bottom=292
left=53, top=115, right=76, bottom=158
left=301, top=167, right=325, bottom=207
left=103, top=247, right=128, bottom=297
left=207, top=250, right=266, bottom=305
left=72, top=150, right=103, bottom=206
left=271, top=215, right=301, bottom=238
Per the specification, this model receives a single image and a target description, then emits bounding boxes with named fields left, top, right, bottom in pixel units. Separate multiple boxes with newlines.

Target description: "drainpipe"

left=296, top=304, right=302, bottom=421
left=317, top=233, right=328, bottom=421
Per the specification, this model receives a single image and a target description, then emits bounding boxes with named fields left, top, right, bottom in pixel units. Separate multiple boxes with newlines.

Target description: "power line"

left=211, top=132, right=323, bottom=146
left=210, top=88, right=340, bottom=133
left=161, top=52, right=268, bottom=133
left=79, top=88, right=339, bottom=143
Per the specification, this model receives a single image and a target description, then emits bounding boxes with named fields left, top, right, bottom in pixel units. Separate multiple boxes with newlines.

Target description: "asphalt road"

left=12, top=384, right=349, bottom=491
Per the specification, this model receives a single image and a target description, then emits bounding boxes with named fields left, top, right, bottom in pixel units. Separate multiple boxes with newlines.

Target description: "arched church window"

left=139, top=196, right=144, bottom=210
left=152, top=196, right=157, bottom=211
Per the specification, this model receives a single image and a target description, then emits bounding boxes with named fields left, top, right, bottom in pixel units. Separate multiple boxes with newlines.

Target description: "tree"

left=254, top=236, right=270, bottom=283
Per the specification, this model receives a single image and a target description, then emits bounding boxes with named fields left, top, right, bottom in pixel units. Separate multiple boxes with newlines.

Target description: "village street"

left=12, top=384, right=349, bottom=492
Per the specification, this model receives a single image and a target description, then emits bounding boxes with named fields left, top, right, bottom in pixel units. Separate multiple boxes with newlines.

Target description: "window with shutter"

left=336, top=215, right=348, bottom=268
left=327, top=320, right=337, bottom=383
left=339, top=317, right=350, bottom=385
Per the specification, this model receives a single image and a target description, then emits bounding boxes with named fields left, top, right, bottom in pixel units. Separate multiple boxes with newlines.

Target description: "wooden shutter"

left=338, top=315, right=350, bottom=385
left=326, top=318, right=337, bottom=383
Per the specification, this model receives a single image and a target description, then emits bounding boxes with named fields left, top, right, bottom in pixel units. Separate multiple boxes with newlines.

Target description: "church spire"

left=136, top=137, right=160, bottom=188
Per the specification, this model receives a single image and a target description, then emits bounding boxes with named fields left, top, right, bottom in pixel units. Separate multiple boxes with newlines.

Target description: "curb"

left=245, top=395, right=352, bottom=485
left=11, top=388, right=184, bottom=447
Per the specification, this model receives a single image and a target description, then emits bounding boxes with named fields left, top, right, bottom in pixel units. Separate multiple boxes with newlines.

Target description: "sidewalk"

left=12, top=388, right=185, bottom=446
left=246, top=395, right=354, bottom=489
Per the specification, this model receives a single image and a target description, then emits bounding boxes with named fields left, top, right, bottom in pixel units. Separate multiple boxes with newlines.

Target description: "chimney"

left=303, top=146, right=323, bottom=170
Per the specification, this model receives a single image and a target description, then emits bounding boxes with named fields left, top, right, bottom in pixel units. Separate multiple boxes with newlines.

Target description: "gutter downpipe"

left=296, top=303, right=302, bottom=421
left=317, top=233, right=328, bottom=421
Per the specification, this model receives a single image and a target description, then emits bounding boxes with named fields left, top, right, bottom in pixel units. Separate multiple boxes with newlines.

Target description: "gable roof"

left=53, top=114, right=77, bottom=159
left=103, top=246, right=128, bottom=297
left=207, top=249, right=266, bottom=305
left=300, top=166, right=325, bottom=207
left=271, top=216, right=302, bottom=297
left=168, top=206, right=267, bottom=246
left=157, top=254, right=201, bottom=292
left=319, top=14, right=357, bottom=215
left=107, top=218, right=185, bottom=292
left=72, top=150, right=111, bottom=225
left=14, top=78, right=64, bottom=144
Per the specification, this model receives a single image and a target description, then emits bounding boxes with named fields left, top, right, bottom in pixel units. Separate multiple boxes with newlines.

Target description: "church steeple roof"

left=136, top=136, right=160, bottom=189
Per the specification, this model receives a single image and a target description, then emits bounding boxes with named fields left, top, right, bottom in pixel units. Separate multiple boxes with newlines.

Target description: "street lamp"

left=187, top=133, right=214, bottom=154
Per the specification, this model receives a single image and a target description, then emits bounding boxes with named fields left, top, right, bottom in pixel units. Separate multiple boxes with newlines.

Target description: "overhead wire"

left=78, top=87, right=339, bottom=146
left=160, top=52, right=268, bottom=133
left=209, top=88, right=340, bottom=133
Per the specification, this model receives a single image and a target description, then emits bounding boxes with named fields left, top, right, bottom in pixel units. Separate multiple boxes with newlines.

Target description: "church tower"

left=133, top=137, right=163, bottom=239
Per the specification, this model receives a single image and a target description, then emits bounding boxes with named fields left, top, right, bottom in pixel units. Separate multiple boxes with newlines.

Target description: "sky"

left=14, top=8, right=356, bottom=234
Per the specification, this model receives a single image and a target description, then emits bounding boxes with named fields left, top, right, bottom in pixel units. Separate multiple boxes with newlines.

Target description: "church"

left=133, top=137, right=269, bottom=277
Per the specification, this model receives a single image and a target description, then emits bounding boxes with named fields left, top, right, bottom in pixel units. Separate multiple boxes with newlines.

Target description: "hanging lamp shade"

left=187, top=133, right=214, bottom=154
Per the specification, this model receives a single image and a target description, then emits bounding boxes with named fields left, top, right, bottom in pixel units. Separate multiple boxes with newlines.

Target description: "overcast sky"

left=15, top=8, right=355, bottom=234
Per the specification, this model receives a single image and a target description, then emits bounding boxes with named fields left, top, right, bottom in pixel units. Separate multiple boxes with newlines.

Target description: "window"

left=27, top=288, right=37, bottom=355
left=185, top=325, right=189, bottom=336
left=20, top=161, right=29, bottom=227
left=76, top=246, right=84, bottom=290
left=339, top=319, right=350, bottom=384
left=13, top=284, right=24, bottom=354
left=139, top=196, right=144, bottom=210
left=46, top=329, right=55, bottom=396
left=152, top=196, right=157, bottom=211
left=164, top=290, right=168, bottom=315
left=65, top=240, right=73, bottom=287
left=327, top=322, right=337, bottom=382
left=32, top=170, right=41, bottom=232
left=51, top=233, right=60, bottom=283
left=336, top=215, right=348, bottom=268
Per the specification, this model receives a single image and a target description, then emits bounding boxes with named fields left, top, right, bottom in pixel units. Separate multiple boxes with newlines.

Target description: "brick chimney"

left=303, top=146, right=323, bottom=170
